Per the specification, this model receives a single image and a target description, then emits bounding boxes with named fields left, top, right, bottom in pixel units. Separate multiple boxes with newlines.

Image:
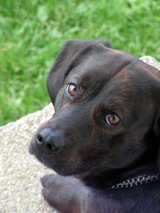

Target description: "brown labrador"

left=29, top=40, right=160, bottom=213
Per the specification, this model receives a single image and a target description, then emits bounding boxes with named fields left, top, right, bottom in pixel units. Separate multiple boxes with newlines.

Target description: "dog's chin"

left=29, top=142, right=88, bottom=176
left=44, top=157, right=90, bottom=176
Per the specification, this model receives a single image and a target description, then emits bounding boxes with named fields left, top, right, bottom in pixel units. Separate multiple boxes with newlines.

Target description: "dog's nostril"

left=46, top=142, right=60, bottom=153
left=46, top=142, right=53, bottom=151
left=43, top=142, right=54, bottom=154
left=36, top=134, right=43, bottom=144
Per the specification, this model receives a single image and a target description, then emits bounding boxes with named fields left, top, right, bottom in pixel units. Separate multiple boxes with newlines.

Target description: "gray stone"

left=0, top=56, right=160, bottom=213
left=140, top=56, right=160, bottom=70
left=0, top=104, right=57, bottom=213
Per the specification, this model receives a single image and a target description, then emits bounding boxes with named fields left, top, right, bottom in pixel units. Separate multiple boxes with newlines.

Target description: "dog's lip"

left=28, top=142, right=35, bottom=155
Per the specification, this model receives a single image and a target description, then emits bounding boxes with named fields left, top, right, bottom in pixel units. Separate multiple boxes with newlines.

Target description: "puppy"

left=29, top=40, right=160, bottom=213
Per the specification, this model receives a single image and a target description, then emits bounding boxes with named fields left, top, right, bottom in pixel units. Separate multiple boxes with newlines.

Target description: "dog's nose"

left=36, top=128, right=62, bottom=154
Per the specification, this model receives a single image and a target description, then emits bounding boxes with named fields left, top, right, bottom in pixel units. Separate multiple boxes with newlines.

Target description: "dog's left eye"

left=66, top=83, right=79, bottom=97
left=105, top=113, right=121, bottom=126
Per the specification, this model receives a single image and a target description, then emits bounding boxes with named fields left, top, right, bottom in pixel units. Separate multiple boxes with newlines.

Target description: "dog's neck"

left=78, top=148, right=160, bottom=189
left=78, top=163, right=159, bottom=189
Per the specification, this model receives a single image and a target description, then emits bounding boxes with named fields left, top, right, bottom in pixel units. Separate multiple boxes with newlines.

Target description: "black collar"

left=111, top=174, right=160, bottom=189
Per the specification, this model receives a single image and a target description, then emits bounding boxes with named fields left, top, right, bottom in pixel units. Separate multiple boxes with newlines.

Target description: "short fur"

left=29, top=40, right=160, bottom=213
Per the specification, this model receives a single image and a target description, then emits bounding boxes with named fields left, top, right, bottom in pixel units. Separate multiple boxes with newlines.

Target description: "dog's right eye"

left=66, top=83, right=79, bottom=97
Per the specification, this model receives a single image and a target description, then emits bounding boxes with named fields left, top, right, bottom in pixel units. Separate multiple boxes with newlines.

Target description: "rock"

left=0, top=56, right=160, bottom=213
left=140, top=56, right=160, bottom=70
left=0, top=104, right=57, bottom=213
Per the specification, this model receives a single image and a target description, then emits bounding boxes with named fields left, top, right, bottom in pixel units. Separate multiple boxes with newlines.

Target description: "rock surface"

left=0, top=56, right=160, bottom=213
left=0, top=104, right=57, bottom=213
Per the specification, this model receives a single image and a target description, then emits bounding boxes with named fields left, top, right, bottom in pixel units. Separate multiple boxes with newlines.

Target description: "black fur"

left=29, top=40, right=160, bottom=213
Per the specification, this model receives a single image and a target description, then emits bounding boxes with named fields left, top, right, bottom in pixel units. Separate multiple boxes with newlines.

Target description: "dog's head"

left=29, top=40, right=160, bottom=176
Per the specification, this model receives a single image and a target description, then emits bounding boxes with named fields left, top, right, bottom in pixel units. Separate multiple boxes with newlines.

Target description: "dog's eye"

left=66, top=83, right=79, bottom=97
left=105, top=113, right=121, bottom=126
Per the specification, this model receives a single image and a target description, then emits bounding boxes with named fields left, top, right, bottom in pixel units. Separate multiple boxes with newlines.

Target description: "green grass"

left=0, top=0, right=160, bottom=125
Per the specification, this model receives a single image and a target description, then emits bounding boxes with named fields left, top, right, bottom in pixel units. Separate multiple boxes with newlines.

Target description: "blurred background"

left=0, top=0, right=160, bottom=125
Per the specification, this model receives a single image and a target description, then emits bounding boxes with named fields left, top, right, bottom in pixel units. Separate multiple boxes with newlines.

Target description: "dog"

left=29, top=40, right=160, bottom=213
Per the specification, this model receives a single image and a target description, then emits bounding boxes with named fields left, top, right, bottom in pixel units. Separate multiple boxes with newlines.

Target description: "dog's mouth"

left=29, top=139, right=90, bottom=176
left=39, top=155, right=89, bottom=176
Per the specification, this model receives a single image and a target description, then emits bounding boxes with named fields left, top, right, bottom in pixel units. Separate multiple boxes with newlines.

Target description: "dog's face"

left=29, top=40, right=160, bottom=176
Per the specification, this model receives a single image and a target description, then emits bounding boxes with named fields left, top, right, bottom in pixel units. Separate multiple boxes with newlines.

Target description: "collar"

left=111, top=174, right=160, bottom=189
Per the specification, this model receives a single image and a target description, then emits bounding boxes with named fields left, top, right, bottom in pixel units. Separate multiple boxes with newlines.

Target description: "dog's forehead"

left=69, top=48, right=159, bottom=87
left=67, top=49, right=160, bottom=107
left=68, top=49, right=136, bottom=82
left=68, top=48, right=148, bottom=88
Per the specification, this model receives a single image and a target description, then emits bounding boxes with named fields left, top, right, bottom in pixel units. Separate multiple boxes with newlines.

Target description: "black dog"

left=29, top=40, right=160, bottom=213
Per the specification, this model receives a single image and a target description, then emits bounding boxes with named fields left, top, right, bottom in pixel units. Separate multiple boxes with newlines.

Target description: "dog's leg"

left=41, top=174, right=115, bottom=213
left=41, top=174, right=150, bottom=213
left=41, top=174, right=88, bottom=213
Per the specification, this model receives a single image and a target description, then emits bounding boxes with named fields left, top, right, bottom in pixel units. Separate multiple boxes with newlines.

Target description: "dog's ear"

left=47, top=40, right=111, bottom=104
left=99, top=39, right=112, bottom=48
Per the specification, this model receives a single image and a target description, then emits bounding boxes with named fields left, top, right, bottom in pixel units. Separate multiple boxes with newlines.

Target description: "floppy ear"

left=47, top=40, right=111, bottom=104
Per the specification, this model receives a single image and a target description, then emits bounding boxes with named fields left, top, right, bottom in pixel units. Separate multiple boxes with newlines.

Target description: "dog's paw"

left=41, top=174, right=63, bottom=207
left=41, top=174, right=56, bottom=188
left=41, top=174, right=81, bottom=212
